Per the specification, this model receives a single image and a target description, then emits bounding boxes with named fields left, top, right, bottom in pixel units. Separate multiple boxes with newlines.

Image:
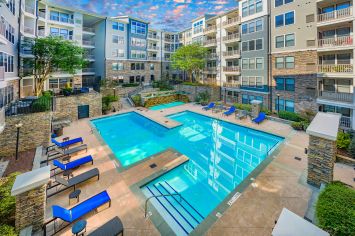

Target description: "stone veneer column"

left=306, top=112, right=341, bottom=188
left=11, top=166, right=50, bottom=232
left=250, top=100, right=262, bottom=118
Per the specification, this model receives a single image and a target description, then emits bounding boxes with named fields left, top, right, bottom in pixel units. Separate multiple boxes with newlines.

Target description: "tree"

left=32, top=36, right=87, bottom=96
left=171, top=43, right=208, bottom=82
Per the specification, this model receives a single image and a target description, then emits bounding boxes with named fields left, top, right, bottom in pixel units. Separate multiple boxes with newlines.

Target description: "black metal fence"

left=5, top=97, right=53, bottom=117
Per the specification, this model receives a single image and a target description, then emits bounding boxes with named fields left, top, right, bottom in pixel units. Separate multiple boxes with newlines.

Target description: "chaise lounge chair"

left=88, top=216, right=124, bottom=236
left=51, top=137, right=83, bottom=148
left=51, top=155, right=94, bottom=177
left=252, top=112, right=266, bottom=124
left=47, top=168, right=100, bottom=198
left=235, top=110, right=247, bottom=120
left=202, top=102, right=215, bottom=110
left=45, top=144, right=88, bottom=164
left=43, top=191, right=111, bottom=236
left=223, top=106, right=236, bottom=116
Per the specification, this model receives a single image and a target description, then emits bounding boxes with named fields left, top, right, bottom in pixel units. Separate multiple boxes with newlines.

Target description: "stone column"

left=11, top=166, right=50, bottom=232
left=250, top=100, right=262, bottom=118
left=306, top=112, right=340, bottom=188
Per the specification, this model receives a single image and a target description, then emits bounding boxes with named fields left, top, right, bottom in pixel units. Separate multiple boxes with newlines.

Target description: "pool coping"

left=88, top=107, right=288, bottom=235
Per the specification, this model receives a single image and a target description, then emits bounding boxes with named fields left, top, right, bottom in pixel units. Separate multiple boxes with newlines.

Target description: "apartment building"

left=316, top=0, right=355, bottom=130
left=270, top=0, right=318, bottom=114
left=0, top=0, right=20, bottom=110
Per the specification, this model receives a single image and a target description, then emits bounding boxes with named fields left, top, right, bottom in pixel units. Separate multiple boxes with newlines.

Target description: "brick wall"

left=53, top=91, right=102, bottom=121
left=174, top=84, right=221, bottom=102
left=0, top=112, right=51, bottom=157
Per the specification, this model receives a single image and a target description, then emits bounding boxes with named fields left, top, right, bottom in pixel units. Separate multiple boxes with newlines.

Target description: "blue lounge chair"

left=51, top=137, right=83, bottom=148
left=252, top=112, right=266, bottom=124
left=51, top=155, right=94, bottom=176
left=44, top=191, right=111, bottom=235
left=223, top=106, right=236, bottom=116
left=202, top=102, right=215, bottom=110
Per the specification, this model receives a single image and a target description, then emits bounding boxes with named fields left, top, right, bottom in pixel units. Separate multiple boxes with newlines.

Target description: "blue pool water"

left=91, top=111, right=283, bottom=235
left=149, top=101, right=185, bottom=110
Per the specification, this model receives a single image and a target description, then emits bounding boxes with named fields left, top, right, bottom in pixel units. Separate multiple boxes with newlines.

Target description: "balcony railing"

left=25, top=5, right=35, bottom=15
left=318, top=64, right=353, bottom=73
left=148, top=46, right=159, bottom=50
left=82, top=40, right=95, bottom=46
left=24, top=26, right=35, bottom=35
left=148, top=34, right=160, bottom=40
left=38, top=30, right=45, bottom=37
left=38, top=11, right=46, bottom=19
left=85, top=54, right=95, bottom=60
left=0, top=21, right=6, bottom=39
left=318, top=7, right=352, bottom=23
left=164, top=38, right=175, bottom=42
left=20, top=48, right=33, bottom=55
left=147, top=56, right=160, bottom=61
left=223, top=66, right=240, bottom=72
left=203, top=67, right=217, bottom=73
left=50, top=33, right=73, bottom=40
left=82, top=68, right=95, bottom=73
left=223, top=50, right=240, bottom=57
left=20, top=68, right=34, bottom=76
left=340, top=116, right=352, bottom=129
left=223, top=82, right=240, bottom=88
left=318, top=36, right=353, bottom=48
left=0, top=66, right=4, bottom=81
left=318, top=91, right=353, bottom=103
left=207, top=53, right=218, bottom=59
left=203, top=39, right=217, bottom=46
left=50, top=16, right=74, bottom=24
left=83, top=27, right=95, bottom=33
left=222, top=17, right=240, bottom=27
left=223, top=33, right=240, bottom=42
left=204, top=26, right=217, bottom=33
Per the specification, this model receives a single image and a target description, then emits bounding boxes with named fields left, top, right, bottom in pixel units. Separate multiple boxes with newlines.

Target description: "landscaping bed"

left=144, top=94, right=189, bottom=108
left=2, top=149, right=35, bottom=177
left=316, top=181, right=355, bottom=235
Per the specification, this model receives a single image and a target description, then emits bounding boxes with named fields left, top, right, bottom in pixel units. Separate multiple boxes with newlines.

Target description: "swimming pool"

left=149, top=101, right=185, bottom=110
left=91, top=111, right=283, bottom=235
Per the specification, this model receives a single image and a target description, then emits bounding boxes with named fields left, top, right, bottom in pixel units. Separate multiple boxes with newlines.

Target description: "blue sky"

left=51, top=0, right=237, bottom=31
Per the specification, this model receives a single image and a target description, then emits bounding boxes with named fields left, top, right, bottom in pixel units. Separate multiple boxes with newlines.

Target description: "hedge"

left=278, top=111, right=304, bottom=122
left=0, top=173, right=19, bottom=226
left=316, top=181, right=355, bottom=235
left=122, top=83, right=139, bottom=87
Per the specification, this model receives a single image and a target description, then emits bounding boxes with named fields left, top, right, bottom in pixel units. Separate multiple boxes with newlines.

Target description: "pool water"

left=91, top=111, right=283, bottom=235
left=149, top=101, right=185, bottom=110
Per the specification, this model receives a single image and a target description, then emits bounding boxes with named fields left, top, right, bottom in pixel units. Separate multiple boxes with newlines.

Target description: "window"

left=131, top=38, right=146, bottom=47
left=276, top=35, right=284, bottom=48
left=3, top=19, right=15, bottom=44
left=242, top=19, right=263, bottom=35
left=275, top=11, right=294, bottom=27
left=242, top=58, right=263, bottom=70
left=112, top=35, right=118, bottom=44
left=256, top=58, right=263, bottom=69
left=150, top=64, right=154, bottom=70
left=285, top=56, right=295, bottom=68
left=249, top=22, right=255, bottom=33
left=130, top=63, right=145, bottom=70
left=112, top=22, right=124, bottom=31
left=249, top=58, right=255, bottom=69
left=242, top=59, right=249, bottom=69
left=242, top=77, right=248, bottom=86
left=131, top=21, right=146, bottom=35
left=275, top=78, right=295, bottom=91
left=242, top=94, right=249, bottom=104
left=275, top=98, right=285, bottom=111
left=285, top=100, right=295, bottom=112
left=241, top=0, right=263, bottom=17
left=276, top=78, right=284, bottom=90
left=131, top=50, right=146, bottom=59
left=112, top=49, right=124, bottom=58
left=242, top=42, right=248, bottom=51
left=285, top=34, right=295, bottom=47
left=243, top=39, right=263, bottom=52
left=256, top=77, right=263, bottom=87
left=112, top=63, right=123, bottom=71
left=6, top=0, right=15, bottom=14
left=256, top=19, right=263, bottom=31
left=249, top=40, right=255, bottom=51
left=242, top=24, right=248, bottom=34
left=256, top=39, right=263, bottom=50
left=285, top=78, right=295, bottom=91
left=275, top=0, right=293, bottom=7
left=129, top=76, right=134, bottom=83
left=0, top=52, right=14, bottom=73
left=242, top=76, right=264, bottom=88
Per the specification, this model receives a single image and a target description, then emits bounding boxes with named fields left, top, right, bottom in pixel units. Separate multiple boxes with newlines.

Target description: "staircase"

left=126, top=84, right=157, bottom=107
left=142, top=181, right=204, bottom=236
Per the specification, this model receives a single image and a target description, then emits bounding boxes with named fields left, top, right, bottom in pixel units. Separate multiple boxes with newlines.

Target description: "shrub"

left=31, top=95, right=51, bottom=112
left=195, top=91, right=210, bottom=105
left=261, top=107, right=271, bottom=115
left=131, top=95, right=141, bottom=106
left=233, top=103, right=252, bottom=112
left=122, top=83, right=139, bottom=87
left=316, top=181, right=355, bottom=235
left=42, top=90, right=53, bottom=97
left=348, top=137, right=355, bottom=159
left=102, top=95, right=118, bottom=113
left=291, top=122, right=303, bottom=130
left=0, top=224, right=16, bottom=236
left=153, top=81, right=173, bottom=91
left=278, top=111, right=304, bottom=122
left=0, top=173, right=19, bottom=226
left=182, top=82, right=204, bottom=86
left=337, top=132, right=351, bottom=150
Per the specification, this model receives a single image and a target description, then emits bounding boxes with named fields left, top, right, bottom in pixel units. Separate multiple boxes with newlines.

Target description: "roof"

left=306, top=112, right=341, bottom=141
left=272, top=208, right=329, bottom=236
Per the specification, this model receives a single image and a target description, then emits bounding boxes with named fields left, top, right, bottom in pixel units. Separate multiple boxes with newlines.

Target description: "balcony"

left=207, top=53, right=218, bottom=60
left=51, top=33, right=73, bottom=40
left=83, top=27, right=95, bottom=34
left=222, top=17, right=240, bottom=28
left=203, top=67, right=217, bottom=73
left=25, top=5, right=36, bottom=15
left=223, top=82, right=240, bottom=88
left=164, top=38, right=175, bottom=43
left=318, top=91, right=353, bottom=103
left=223, top=66, right=240, bottom=73
left=203, top=39, right=217, bottom=47
left=340, top=116, right=352, bottom=129
left=148, top=46, right=159, bottom=50
left=148, top=34, right=160, bottom=40
left=82, top=68, right=95, bottom=73
left=82, top=40, right=95, bottom=46
left=24, top=26, right=35, bottom=35
left=223, top=50, right=240, bottom=58
left=318, top=64, right=353, bottom=73
left=38, top=30, right=45, bottom=37
left=38, top=11, right=46, bottom=19
left=147, top=56, right=160, bottom=61
left=85, top=54, right=95, bottom=60
left=203, top=26, right=217, bottom=34
left=317, top=7, right=353, bottom=24
left=0, top=21, right=6, bottom=44
left=0, top=66, right=4, bottom=81
left=318, top=35, right=353, bottom=49
left=50, top=16, right=74, bottom=24
left=223, top=33, right=240, bottom=43
left=20, top=48, right=33, bottom=56
left=20, top=68, right=34, bottom=76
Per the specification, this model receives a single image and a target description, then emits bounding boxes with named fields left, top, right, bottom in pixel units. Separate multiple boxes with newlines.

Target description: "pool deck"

left=44, top=103, right=344, bottom=236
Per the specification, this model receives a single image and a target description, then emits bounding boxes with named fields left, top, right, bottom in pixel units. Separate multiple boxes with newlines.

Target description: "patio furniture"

left=45, top=144, right=88, bottom=164
left=212, top=104, right=224, bottom=113
left=51, top=155, right=94, bottom=176
left=47, top=168, right=100, bottom=198
left=72, top=220, right=87, bottom=236
left=223, top=106, right=236, bottom=116
left=235, top=110, right=247, bottom=120
left=44, top=191, right=111, bottom=236
left=88, top=216, right=124, bottom=236
left=69, top=189, right=81, bottom=204
left=51, top=137, right=83, bottom=148
left=252, top=112, right=266, bottom=124
left=202, top=102, right=215, bottom=110
left=63, top=169, right=74, bottom=179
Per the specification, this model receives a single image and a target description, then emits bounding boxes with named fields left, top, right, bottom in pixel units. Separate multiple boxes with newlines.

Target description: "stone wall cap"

left=306, top=112, right=341, bottom=141
left=11, top=166, right=50, bottom=196
left=250, top=100, right=262, bottom=105
left=272, top=208, right=329, bottom=236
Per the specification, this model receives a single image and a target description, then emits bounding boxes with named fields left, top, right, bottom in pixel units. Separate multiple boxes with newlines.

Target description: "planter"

left=53, top=128, right=63, bottom=137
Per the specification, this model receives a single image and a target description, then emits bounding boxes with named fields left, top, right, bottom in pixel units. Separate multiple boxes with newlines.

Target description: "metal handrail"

left=144, top=193, right=182, bottom=218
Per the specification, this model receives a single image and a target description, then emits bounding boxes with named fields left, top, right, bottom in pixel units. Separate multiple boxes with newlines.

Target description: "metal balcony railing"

left=38, top=11, right=46, bottom=19
left=148, top=34, right=160, bottom=40
left=38, top=30, right=45, bottom=37
left=147, top=56, right=160, bottom=61
left=50, top=16, right=74, bottom=24
left=318, top=7, right=352, bottom=23
left=340, top=116, right=351, bottom=129
left=318, top=64, right=353, bottom=73
left=318, top=35, right=353, bottom=48
left=318, top=91, right=353, bottom=103
left=82, top=40, right=95, bottom=46
left=203, top=67, right=217, bottom=72
left=148, top=46, right=159, bottom=50
left=82, top=68, right=95, bottom=73
left=24, top=26, right=35, bottom=35
left=83, top=27, right=95, bottom=33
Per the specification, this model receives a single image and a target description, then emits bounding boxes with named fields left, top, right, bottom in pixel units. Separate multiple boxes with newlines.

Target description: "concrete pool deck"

left=44, top=103, right=337, bottom=235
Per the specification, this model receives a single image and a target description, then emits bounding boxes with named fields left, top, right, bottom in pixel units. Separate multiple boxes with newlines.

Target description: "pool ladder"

left=144, top=192, right=182, bottom=218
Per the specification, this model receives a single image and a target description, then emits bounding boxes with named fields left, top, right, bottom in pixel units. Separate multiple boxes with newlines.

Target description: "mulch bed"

left=2, top=149, right=36, bottom=177
left=338, top=148, right=351, bottom=158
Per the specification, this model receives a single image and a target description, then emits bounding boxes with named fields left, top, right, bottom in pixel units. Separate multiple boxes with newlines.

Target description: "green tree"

left=171, top=43, right=207, bottom=82
left=32, top=36, right=87, bottom=95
